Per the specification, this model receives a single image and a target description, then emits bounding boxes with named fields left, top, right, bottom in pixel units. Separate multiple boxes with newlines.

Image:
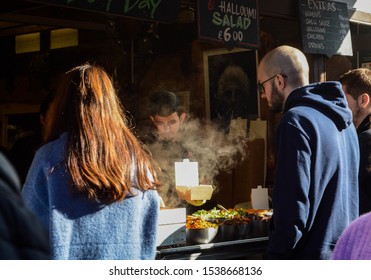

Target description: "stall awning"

left=337, top=0, right=371, bottom=25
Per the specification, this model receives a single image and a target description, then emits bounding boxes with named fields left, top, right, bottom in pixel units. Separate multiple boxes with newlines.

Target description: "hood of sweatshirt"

left=283, top=81, right=353, bottom=130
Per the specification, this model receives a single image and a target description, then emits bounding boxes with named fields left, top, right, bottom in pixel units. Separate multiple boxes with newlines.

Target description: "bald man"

left=257, top=45, right=359, bottom=259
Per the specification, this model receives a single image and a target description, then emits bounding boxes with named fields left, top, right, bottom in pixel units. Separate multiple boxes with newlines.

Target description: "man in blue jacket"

left=257, top=45, right=359, bottom=259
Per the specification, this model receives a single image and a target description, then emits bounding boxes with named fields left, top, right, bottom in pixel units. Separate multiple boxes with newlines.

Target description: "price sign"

left=298, top=0, right=353, bottom=57
left=197, top=0, right=259, bottom=49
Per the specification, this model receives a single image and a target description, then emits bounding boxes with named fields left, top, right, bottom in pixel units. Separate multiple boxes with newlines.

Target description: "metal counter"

left=156, top=236, right=268, bottom=260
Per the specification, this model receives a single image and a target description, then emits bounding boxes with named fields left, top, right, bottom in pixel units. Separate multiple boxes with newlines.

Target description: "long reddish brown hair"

left=43, top=63, right=160, bottom=203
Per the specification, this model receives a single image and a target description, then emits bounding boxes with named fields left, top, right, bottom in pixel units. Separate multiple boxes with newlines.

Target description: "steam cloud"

left=145, top=117, right=249, bottom=208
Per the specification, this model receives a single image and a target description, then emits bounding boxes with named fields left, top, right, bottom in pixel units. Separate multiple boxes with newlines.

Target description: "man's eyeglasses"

left=257, top=74, right=287, bottom=94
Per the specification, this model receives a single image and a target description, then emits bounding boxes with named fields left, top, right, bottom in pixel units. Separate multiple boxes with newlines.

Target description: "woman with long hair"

left=22, top=63, right=161, bottom=260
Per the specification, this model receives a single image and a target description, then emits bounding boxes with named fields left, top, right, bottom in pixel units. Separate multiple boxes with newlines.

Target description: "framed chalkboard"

left=203, top=48, right=259, bottom=132
left=197, top=0, right=259, bottom=50
left=27, top=0, right=180, bottom=23
left=298, top=0, right=353, bottom=57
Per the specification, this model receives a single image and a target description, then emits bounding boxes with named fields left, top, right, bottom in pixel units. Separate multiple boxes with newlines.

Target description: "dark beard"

left=270, top=83, right=285, bottom=113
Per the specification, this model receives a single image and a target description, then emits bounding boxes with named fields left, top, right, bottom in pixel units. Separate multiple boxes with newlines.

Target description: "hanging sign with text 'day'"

left=197, top=0, right=259, bottom=50
left=298, top=0, right=353, bottom=57
left=26, top=0, right=180, bottom=23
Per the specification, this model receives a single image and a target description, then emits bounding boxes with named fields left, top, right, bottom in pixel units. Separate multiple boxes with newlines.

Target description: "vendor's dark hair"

left=149, top=90, right=184, bottom=117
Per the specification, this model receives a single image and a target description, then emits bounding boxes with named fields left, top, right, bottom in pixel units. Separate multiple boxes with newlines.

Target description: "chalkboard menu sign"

left=197, top=0, right=259, bottom=49
left=298, top=0, right=353, bottom=57
left=28, top=0, right=180, bottom=23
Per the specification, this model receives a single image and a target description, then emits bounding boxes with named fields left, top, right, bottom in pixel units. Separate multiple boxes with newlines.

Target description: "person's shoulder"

left=350, top=212, right=371, bottom=228
left=131, top=187, right=160, bottom=201
left=38, top=133, right=67, bottom=152
left=338, top=213, right=371, bottom=242
left=280, top=107, right=311, bottom=125
left=358, top=127, right=371, bottom=138
left=0, top=152, right=20, bottom=193
left=33, top=133, right=67, bottom=165
left=0, top=152, right=50, bottom=259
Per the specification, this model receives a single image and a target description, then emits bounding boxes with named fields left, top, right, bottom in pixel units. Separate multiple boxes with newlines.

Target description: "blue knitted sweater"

left=22, top=133, right=160, bottom=260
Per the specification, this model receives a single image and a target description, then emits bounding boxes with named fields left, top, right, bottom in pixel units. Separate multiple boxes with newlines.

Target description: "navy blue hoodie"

left=268, top=81, right=359, bottom=259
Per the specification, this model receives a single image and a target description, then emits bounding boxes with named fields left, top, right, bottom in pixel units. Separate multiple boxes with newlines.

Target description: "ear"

left=275, top=74, right=286, bottom=91
left=149, top=115, right=155, bottom=124
left=358, top=93, right=370, bottom=109
left=179, top=112, right=187, bottom=123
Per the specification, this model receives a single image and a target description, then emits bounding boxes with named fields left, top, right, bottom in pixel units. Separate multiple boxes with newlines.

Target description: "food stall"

left=155, top=159, right=271, bottom=260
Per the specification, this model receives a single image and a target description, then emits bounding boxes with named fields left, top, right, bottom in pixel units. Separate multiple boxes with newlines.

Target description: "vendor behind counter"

left=138, top=90, right=248, bottom=213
